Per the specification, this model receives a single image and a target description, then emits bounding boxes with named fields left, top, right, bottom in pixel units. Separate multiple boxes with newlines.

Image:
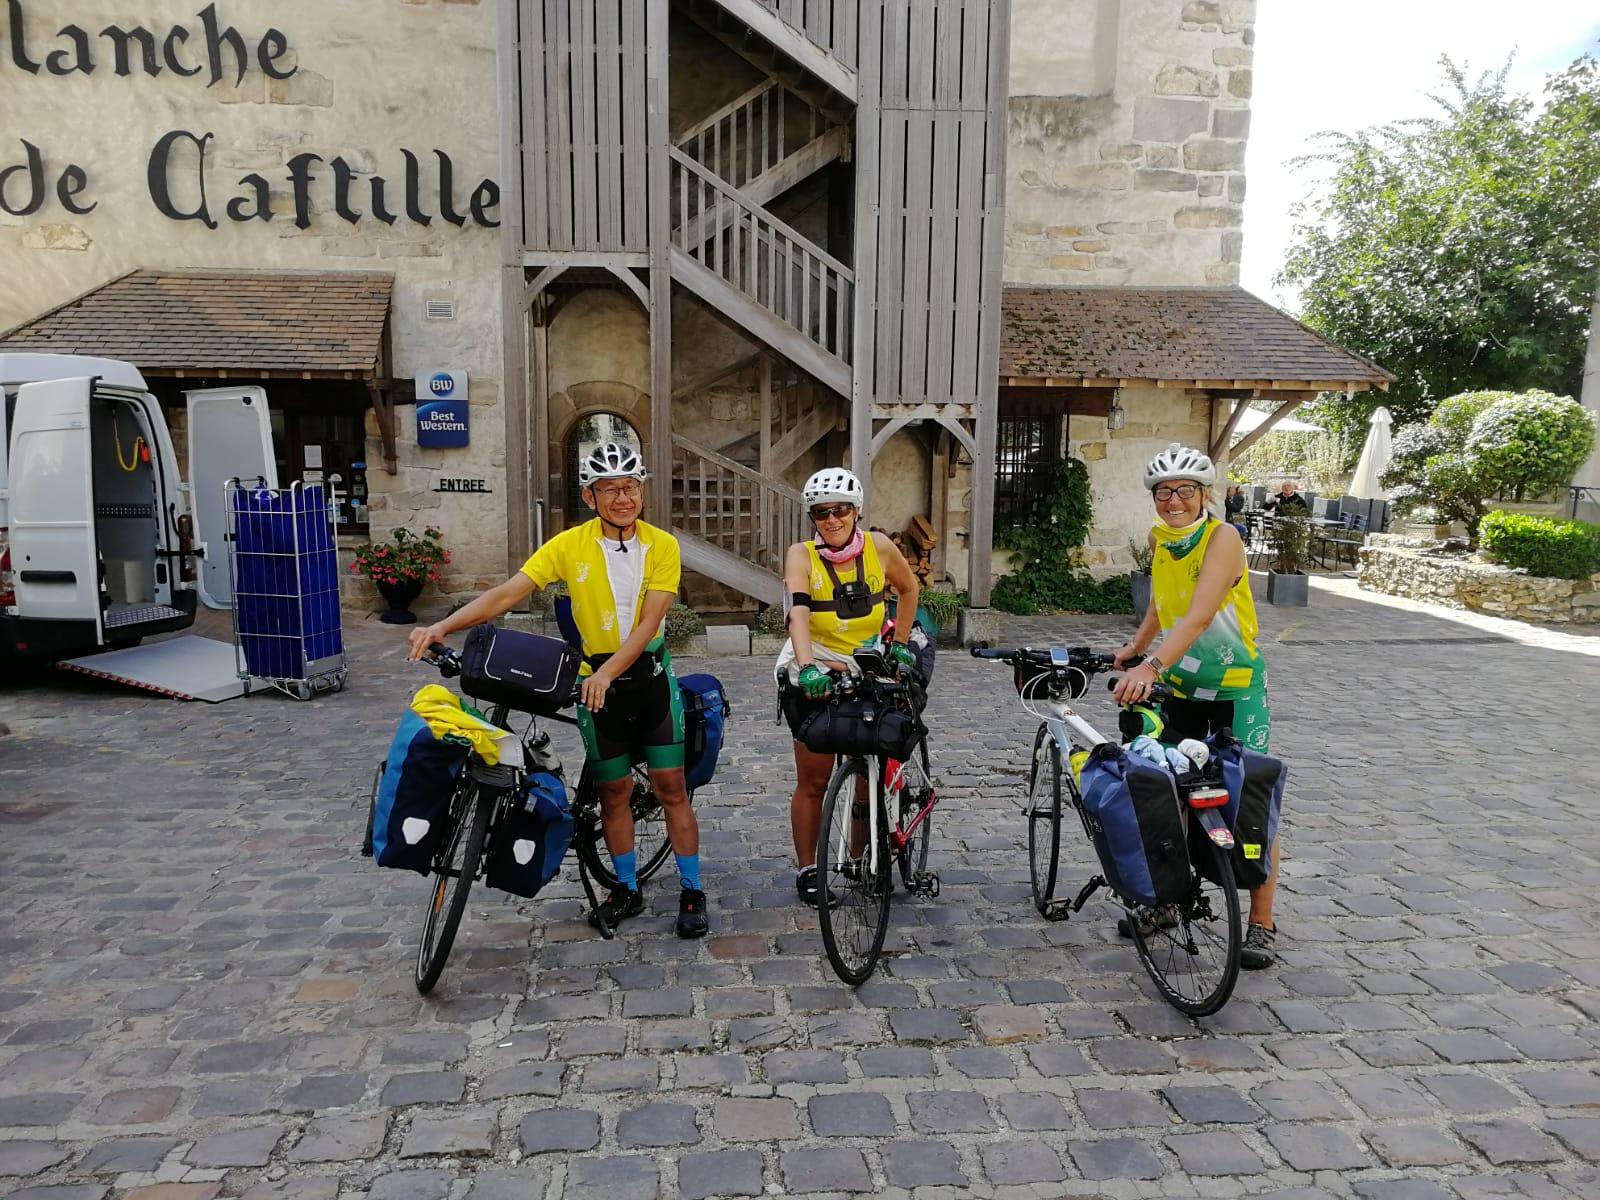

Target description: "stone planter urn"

left=1130, top=571, right=1153, bottom=619
left=376, top=578, right=424, bottom=624
left=1266, top=570, right=1309, bottom=607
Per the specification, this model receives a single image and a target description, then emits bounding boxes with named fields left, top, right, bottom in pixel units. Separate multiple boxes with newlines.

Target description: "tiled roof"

left=0, top=269, right=393, bottom=376
left=1000, top=286, right=1392, bottom=388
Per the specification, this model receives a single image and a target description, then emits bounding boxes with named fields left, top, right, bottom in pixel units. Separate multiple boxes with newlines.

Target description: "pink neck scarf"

left=815, top=526, right=864, bottom=564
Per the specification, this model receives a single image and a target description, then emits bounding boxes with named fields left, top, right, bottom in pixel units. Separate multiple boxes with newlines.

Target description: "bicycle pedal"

left=1041, top=899, right=1073, bottom=922
left=910, top=871, right=941, bottom=897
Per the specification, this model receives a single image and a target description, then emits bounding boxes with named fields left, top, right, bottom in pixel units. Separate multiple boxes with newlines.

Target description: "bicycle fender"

left=1197, top=807, right=1235, bottom=849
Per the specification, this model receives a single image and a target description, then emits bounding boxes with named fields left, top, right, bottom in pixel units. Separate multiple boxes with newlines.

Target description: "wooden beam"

left=520, top=250, right=651, bottom=268
left=848, top=0, right=879, bottom=480
left=675, top=351, right=764, bottom=400
left=646, top=0, right=673, bottom=525
left=604, top=264, right=651, bottom=310
left=522, top=264, right=568, bottom=312
left=1208, top=391, right=1255, bottom=460
left=694, top=0, right=858, bottom=101
left=1227, top=390, right=1318, bottom=460
left=770, top=396, right=834, bottom=470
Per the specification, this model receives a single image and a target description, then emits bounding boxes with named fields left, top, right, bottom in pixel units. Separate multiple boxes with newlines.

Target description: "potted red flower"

left=350, top=526, right=449, bottom=624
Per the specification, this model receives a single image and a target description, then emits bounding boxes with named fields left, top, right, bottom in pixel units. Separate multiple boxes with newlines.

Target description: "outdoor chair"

left=1314, top=513, right=1367, bottom=568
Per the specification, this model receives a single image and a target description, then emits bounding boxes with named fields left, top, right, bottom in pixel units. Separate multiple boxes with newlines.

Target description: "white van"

left=1, top=354, right=274, bottom=661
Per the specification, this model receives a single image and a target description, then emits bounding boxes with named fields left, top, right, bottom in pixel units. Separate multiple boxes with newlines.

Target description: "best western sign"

left=415, top=371, right=469, bottom=449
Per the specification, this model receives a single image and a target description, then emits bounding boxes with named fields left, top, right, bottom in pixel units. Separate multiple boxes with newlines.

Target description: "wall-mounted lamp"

left=1107, top=388, right=1126, bottom=432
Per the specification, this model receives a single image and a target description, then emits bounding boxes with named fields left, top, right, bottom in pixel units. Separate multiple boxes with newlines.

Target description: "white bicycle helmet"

left=1144, top=443, right=1216, bottom=491
left=578, top=440, right=648, bottom=487
left=802, top=467, right=864, bottom=510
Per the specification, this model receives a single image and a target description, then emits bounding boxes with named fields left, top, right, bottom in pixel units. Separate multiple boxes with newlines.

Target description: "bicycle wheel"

left=817, top=757, right=892, bottom=986
left=894, top=739, right=933, bottom=891
left=415, top=783, right=491, bottom=995
left=1026, top=725, right=1063, bottom=915
left=1129, top=836, right=1242, bottom=1017
left=574, top=765, right=676, bottom=891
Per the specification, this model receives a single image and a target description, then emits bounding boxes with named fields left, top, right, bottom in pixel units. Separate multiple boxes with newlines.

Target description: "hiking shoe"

left=1116, top=904, right=1180, bottom=939
left=1240, top=922, right=1277, bottom=969
left=587, top=886, right=644, bottom=939
left=677, top=888, right=709, bottom=939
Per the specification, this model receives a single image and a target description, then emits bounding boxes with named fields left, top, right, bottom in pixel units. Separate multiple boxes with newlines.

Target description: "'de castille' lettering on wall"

left=0, top=1, right=501, bottom=230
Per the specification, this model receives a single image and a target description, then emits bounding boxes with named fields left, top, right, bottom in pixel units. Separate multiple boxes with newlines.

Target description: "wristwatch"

left=1144, top=653, right=1166, bottom=675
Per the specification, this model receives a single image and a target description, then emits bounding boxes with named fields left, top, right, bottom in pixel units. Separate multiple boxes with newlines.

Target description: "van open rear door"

left=186, top=386, right=277, bottom=608
left=9, top=377, right=102, bottom=637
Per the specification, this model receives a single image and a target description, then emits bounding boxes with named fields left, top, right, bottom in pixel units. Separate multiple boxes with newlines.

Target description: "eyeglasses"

left=592, top=482, right=642, bottom=499
left=809, top=503, right=855, bottom=522
left=1152, top=484, right=1201, bottom=502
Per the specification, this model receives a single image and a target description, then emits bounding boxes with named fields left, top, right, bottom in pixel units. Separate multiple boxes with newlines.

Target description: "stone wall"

left=1358, top=540, right=1600, bottom=625
left=0, top=0, right=506, bottom=604
left=1006, top=0, right=1255, bottom=286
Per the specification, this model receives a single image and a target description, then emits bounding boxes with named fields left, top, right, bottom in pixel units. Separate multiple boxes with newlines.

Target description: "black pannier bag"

left=799, top=697, right=926, bottom=761
left=459, top=624, right=581, bottom=715
left=1206, top=733, right=1287, bottom=890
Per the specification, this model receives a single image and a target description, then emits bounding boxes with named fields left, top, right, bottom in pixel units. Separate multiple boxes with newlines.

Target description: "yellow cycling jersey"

left=801, top=534, right=886, bottom=657
left=519, top=518, right=681, bottom=672
left=1150, top=516, right=1262, bottom=699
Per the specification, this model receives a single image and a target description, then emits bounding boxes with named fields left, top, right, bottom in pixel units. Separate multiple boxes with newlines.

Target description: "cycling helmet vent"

left=802, top=467, right=865, bottom=510
left=579, top=441, right=648, bottom=487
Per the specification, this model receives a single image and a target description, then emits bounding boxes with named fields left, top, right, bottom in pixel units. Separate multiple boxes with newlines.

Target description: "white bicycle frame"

left=827, top=747, right=919, bottom=882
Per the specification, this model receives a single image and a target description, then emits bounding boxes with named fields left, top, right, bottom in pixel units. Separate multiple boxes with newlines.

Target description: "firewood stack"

left=877, top=515, right=938, bottom=585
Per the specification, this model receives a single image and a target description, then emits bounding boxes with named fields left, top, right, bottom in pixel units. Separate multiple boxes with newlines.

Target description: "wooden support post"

left=646, top=0, right=672, bottom=526
left=759, top=355, right=774, bottom=554
left=848, top=0, right=881, bottom=482
left=1229, top=391, right=1318, bottom=461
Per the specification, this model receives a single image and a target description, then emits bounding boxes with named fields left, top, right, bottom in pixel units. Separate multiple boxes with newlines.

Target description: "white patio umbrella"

left=1230, top=408, right=1327, bottom=438
left=1348, top=406, right=1393, bottom=499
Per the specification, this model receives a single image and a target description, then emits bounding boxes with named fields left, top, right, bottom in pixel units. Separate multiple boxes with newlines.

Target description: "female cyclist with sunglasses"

left=774, top=468, right=921, bottom=907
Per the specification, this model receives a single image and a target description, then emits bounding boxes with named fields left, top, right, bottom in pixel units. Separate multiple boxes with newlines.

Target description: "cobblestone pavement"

left=3, top=582, right=1600, bottom=1200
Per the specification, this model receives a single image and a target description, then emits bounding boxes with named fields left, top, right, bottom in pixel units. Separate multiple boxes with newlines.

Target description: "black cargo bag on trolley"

left=459, top=625, right=581, bottom=716
left=1076, top=742, right=1191, bottom=907
left=798, top=695, right=926, bottom=761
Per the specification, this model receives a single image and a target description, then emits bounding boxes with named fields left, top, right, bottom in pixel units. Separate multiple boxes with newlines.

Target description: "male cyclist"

left=407, top=441, right=708, bottom=939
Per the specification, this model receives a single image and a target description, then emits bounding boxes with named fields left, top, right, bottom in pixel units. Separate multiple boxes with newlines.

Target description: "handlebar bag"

left=371, top=710, right=470, bottom=873
left=1078, top=743, right=1191, bottom=907
left=678, top=673, right=729, bottom=791
left=1205, top=734, right=1287, bottom=890
left=799, top=696, right=926, bottom=761
left=459, top=624, right=581, bottom=716
left=485, top=769, right=574, bottom=898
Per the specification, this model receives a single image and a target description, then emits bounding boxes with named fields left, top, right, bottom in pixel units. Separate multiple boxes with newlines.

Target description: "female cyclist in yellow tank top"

left=1111, top=443, right=1281, bottom=970
left=775, top=468, right=921, bottom=907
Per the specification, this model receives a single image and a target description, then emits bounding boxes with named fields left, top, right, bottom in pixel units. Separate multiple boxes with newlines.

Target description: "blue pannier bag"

left=678, top=673, right=729, bottom=791
left=1077, top=742, right=1191, bottom=907
left=1206, top=733, right=1287, bottom=890
left=372, top=710, right=469, bottom=873
left=485, top=770, right=574, bottom=898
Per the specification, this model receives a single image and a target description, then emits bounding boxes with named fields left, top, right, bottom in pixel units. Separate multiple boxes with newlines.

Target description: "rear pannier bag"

left=1207, top=734, right=1287, bottom=890
left=371, top=710, right=469, bottom=873
left=678, top=673, right=729, bottom=790
left=485, top=769, right=574, bottom=898
left=799, top=697, right=926, bottom=762
left=459, top=624, right=581, bottom=716
left=1077, top=743, right=1191, bottom=907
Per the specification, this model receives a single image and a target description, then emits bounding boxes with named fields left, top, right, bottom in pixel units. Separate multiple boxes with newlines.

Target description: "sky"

left=1240, top=2, right=1600, bottom=311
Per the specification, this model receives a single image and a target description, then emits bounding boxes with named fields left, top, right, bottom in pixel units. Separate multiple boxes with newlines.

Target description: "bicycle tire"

left=895, top=739, right=933, bottom=890
left=1129, top=836, right=1242, bottom=1017
left=414, top=783, right=491, bottom=995
left=1026, top=724, right=1063, bottom=915
left=575, top=765, right=676, bottom=891
left=817, top=757, right=892, bottom=986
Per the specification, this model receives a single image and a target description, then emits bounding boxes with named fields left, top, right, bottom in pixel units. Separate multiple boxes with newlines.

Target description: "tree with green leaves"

left=1281, top=53, right=1600, bottom=441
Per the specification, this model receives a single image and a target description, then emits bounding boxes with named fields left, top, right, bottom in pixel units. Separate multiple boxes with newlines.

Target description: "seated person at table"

left=1224, top=485, right=1249, bottom=538
left=1263, top=480, right=1308, bottom=514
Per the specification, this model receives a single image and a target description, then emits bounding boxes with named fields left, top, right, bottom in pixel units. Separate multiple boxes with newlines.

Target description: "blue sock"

left=612, top=850, right=638, bottom=892
left=675, top=853, right=702, bottom=892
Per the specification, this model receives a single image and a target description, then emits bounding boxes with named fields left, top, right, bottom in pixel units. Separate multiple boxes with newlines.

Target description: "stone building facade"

left=3, top=0, right=1334, bottom=612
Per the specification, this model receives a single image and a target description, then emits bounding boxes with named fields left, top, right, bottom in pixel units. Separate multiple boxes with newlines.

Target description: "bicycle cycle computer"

left=1049, top=647, right=1073, bottom=669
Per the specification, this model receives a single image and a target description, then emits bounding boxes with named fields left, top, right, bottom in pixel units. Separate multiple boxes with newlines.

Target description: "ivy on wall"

left=991, top=459, right=1133, bottom=615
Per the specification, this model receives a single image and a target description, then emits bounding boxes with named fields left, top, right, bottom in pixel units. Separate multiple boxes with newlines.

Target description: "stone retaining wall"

left=1358, top=540, right=1600, bottom=625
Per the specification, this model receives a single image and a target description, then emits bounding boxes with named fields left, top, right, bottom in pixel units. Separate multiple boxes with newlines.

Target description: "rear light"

left=0, top=527, right=14, bottom=607
left=1187, top=787, right=1231, bottom=809
left=176, top=513, right=198, bottom=583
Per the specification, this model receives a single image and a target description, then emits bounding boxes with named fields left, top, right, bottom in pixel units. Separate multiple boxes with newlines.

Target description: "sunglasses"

left=1152, top=484, right=1201, bottom=502
left=810, top=503, right=855, bottom=522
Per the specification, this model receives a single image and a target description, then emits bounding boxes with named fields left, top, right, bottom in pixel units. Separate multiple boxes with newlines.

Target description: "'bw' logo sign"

left=415, top=370, right=469, bottom=448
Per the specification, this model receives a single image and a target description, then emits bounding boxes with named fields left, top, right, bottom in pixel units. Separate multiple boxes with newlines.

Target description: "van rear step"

left=104, top=604, right=186, bottom=629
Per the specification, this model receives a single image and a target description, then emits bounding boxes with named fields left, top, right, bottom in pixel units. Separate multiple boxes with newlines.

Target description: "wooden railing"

left=670, top=433, right=807, bottom=571
left=675, top=81, right=825, bottom=193
left=755, top=0, right=858, bottom=69
left=669, top=146, right=853, bottom=364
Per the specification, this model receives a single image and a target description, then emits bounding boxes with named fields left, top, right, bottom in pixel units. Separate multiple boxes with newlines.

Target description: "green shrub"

left=754, top=603, right=787, bottom=636
left=1430, top=390, right=1509, bottom=443
left=1267, top=515, right=1311, bottom=575
left=918, top=587, right=967, bottom=633
left=1466, top=392, right=1596, bottom=500
left=665, top=602, right=705, bottom=647
left=993, top=570, right=1131, bottom=615
left=1479, top=510, right=1600, bottom=580
left=1126, top=536, right=1154, bottom=574
left=991, top=458, right=1132, bottom=614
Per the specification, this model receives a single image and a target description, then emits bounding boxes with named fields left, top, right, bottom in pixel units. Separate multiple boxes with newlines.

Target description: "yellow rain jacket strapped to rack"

left=409, top=684, right=516, bottom=766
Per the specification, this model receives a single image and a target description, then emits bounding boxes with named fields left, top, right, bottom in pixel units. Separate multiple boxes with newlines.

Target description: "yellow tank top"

left=804, top=535, right=886, bottom=657
left=1150, top=517, right=1262, bottom=700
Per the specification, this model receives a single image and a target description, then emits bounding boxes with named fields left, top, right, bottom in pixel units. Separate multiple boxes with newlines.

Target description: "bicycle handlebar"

left=969, top=643, right=1119, bottom=672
